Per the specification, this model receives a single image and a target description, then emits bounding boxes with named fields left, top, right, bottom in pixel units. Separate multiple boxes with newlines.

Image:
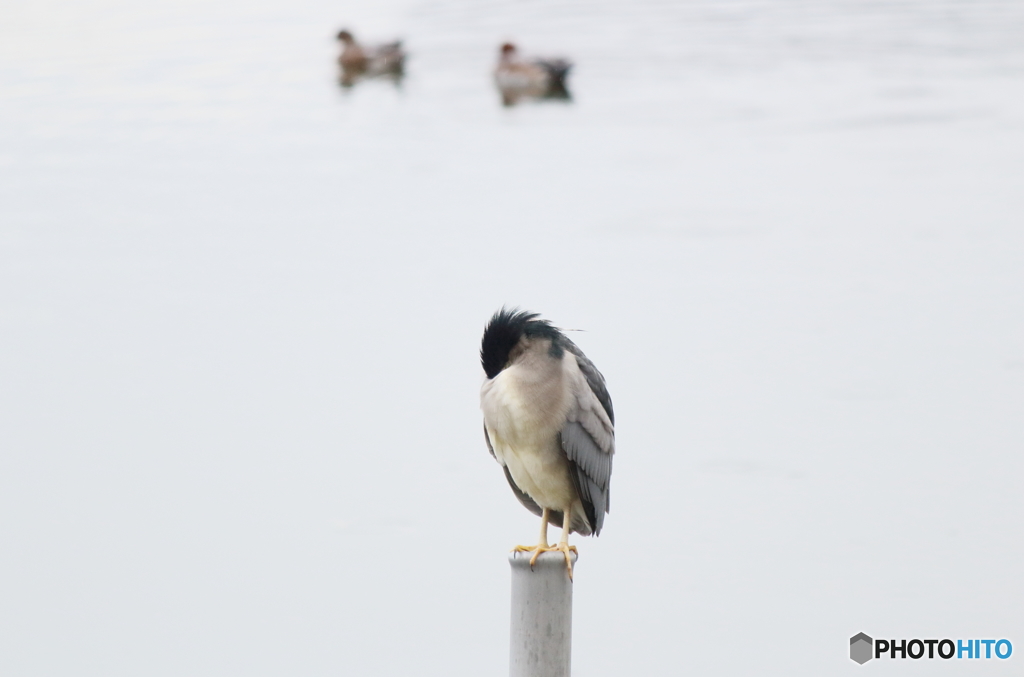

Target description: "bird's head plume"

left=480, top=307, right=563, bottom=379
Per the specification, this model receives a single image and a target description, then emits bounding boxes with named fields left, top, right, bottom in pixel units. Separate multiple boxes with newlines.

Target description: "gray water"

left=2, top=0, right=1023, bottom=675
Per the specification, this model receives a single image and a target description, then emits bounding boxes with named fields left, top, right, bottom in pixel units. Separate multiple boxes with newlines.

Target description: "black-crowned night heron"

left=480, top=308, right=614, bottom=580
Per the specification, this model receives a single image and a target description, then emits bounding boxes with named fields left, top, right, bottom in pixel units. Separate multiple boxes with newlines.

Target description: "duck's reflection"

left=336, top=29, right=405, bottom=89
left=494, top=42, right=572, bottom=107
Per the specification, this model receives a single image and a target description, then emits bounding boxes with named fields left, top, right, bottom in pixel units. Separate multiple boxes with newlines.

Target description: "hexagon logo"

left=850, top=633, right=873, bottom=664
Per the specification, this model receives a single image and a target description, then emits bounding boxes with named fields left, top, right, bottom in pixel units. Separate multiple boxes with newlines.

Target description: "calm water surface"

left=2, top=1, right=1023, bottom=675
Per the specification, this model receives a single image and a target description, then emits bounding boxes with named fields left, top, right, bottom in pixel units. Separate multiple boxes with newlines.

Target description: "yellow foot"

left=511, top=543, right=578, bottom=580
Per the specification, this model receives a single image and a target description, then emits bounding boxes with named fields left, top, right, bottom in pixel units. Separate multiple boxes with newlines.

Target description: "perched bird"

left=336, top=29, right=405, bottom=86
left=493, top=42, right=572, bottom=106
left=480, top=308, right=614, bottom=580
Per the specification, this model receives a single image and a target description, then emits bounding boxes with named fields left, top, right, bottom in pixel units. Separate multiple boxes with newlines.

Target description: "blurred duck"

left=494, top=42, right=572, bottom=106
left=336, top=29, right=405, bottom=86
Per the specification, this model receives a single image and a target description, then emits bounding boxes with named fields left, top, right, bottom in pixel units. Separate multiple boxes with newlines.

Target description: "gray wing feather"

left=561, top=422, right=610, bottom=535
left=559, top=346, right=615, bottom=536
left=564, top=339, right=614, bottom=425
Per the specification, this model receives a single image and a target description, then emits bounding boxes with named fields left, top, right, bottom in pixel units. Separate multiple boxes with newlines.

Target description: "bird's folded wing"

left=560, top=351, right=615, bottom=535
left=564, top=339, right=614, bottom=425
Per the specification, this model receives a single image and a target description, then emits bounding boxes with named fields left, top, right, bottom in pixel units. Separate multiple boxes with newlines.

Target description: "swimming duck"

left=336, top=29, right=405, bottom=86
left=493, top=42, right=572, bottom=106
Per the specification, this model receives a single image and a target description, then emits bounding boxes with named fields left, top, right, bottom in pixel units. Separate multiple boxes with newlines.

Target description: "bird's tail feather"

left=536, top=59, right=572, bottom=86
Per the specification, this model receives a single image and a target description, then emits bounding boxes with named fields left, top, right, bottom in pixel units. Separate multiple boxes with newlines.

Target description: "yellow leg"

left=555, top=507, right=578, bottom=581
left=512, top=509, right=549, bottom=555
left=537, top=508, right=550, bottom=548
left=511, top=507, right=578, bottom=581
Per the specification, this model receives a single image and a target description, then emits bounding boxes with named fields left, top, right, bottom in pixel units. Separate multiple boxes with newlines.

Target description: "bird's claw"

left=511, top=543, right=577, bottom=581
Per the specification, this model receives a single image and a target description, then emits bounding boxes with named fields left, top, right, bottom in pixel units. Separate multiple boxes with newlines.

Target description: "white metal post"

left=508, top=551, right=577, bottom=677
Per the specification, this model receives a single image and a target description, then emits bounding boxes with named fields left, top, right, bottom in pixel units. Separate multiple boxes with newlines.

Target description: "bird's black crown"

left=480, top=307, right=564, bottom=379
